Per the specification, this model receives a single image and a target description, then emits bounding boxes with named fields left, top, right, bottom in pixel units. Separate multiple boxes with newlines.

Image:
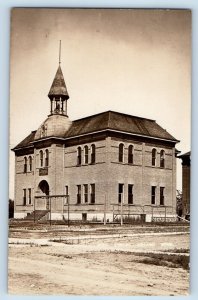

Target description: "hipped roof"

left=13, top=111, right=178, bottom=150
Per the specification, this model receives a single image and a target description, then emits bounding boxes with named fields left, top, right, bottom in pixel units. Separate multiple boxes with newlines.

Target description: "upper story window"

left=24, top=157, right=27, bottom=173
left=90, top=144, right=96, bottom=164
left=160, top=150, right=165, bottom=168
left=45, top=149, right=49, bottom=167
left=119, top=143, right=124, bottom=163
left=40, top=150, right=43, bottom=167
left=84, top=145, right=89, bottom=164
left=152, top=148, right=157, bottom=166
left=128, top=145, right=134, bottom=164
left=28, top=156, right=32, bottom=172
left=77, top=147, right=82, bottom=166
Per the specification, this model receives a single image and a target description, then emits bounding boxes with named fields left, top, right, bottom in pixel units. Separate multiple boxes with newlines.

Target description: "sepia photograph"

left=9, top=8, right=191, bottom=296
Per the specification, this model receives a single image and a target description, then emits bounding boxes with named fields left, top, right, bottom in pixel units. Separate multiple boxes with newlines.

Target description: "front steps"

left=24, top=210, right=49, bottom=222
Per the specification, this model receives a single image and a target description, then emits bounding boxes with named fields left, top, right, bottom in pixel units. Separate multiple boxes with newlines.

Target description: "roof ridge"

left=72, top=110, right=155, bottom=123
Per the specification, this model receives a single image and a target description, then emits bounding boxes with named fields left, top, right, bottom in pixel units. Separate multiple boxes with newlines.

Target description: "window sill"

left=75, top=203, right=96, bottom=205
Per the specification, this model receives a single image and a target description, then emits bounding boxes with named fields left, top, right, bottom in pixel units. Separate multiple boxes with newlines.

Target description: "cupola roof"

left=48, top=65, right=69, bottom=100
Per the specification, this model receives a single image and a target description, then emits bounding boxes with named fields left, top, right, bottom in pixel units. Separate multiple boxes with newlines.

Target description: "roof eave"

left=65, top=128, right=179, bottom=143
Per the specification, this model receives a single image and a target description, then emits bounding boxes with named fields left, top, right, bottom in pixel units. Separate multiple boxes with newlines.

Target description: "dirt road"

left=8, top=228, right=189, bottom=296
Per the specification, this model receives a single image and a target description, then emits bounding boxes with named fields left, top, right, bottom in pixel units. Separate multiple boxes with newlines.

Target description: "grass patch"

left=136, top=252, right=189, bottom=271
left=163, top=248, right=189, bottom=254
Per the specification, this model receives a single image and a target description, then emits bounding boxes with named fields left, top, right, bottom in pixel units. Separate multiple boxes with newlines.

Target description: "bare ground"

left=8, top=224, right=190, bottom=296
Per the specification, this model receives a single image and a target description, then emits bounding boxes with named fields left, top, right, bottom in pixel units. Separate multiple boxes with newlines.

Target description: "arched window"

left=160, top=150, right=165, bottom=168
left=152, top=148, right=157, bottom=166
left=24, top=157, right=27, bottom=173
left=45, top=149, right=49, bottom=167
left=40, top=150, right=43, bottom=167
left=119, top=143, right=124, bottom=163
left=28, top=156, right=32, bottom=172
left=84, top=145, right=89, bottom=164
left=77, top=147, right=82, bottom=166
left=90, top=144, right=96, bottom=164
left=128, top=145, right=134, bottom=164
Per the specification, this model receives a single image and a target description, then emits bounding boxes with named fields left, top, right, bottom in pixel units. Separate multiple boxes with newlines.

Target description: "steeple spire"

left=59, top=40, right=61, bottom=65
left=48, top=41, right=69, bottom=116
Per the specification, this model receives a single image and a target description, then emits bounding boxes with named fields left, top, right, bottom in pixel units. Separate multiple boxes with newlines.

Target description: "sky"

left=9, top=8, right=191, bottom=198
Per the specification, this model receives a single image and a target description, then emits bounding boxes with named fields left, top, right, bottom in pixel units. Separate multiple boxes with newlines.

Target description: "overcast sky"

left=9, top=8, right=191, bottom=198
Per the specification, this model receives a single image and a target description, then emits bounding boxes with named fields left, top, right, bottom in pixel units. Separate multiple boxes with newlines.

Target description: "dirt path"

left=8, top=232, right=189, bottom=296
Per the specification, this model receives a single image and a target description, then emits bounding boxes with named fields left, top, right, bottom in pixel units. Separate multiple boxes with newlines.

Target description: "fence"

left=34, top=194, right=176, bottom=225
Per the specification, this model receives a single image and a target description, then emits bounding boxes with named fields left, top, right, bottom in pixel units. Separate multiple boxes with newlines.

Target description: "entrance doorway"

left=38, top=180, right=50, bottom=209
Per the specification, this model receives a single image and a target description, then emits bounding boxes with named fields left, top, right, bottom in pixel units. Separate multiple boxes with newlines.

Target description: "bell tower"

left=48, top=41, right=69, bottom=116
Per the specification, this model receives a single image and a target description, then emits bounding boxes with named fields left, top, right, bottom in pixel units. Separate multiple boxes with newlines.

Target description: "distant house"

left=178, top=151, right=191, bottom=216
left=12, top=63, right=179, bottom=222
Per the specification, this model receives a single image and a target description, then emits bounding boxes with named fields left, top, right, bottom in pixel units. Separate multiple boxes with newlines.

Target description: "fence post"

left=104, top=194, right=106, bottom=225
left=67, top=195, right=70, bottom=227
left=49, top=196, right=52, bottom=226
left=34, top=197, right=36, bottom=223
left=152, top=205, right=153, bottom=222
left=121, top=194, right=123, bottom=226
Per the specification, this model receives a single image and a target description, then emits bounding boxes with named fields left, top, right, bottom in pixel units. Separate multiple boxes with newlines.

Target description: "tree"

left=176, top=190, right=182, bottom=218
left=9, top=199, right=14, bottom=218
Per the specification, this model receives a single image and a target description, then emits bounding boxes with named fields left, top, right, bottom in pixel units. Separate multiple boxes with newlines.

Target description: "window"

left=28, top=156, right=32, bottom=172
left=152, top=148, right=157, bottom=166
left=24, top=157, right=27, bottom=173
left=151, top=186, right=156, bottom=205
left=84, top=184, right=88, bottom=203
left=45, top=149, right=49, bottom=167
left=160, top=150, right=165, bottom=168
left=77, top=185, right=81, bottom=204
left=160, top=187, right=165, bottom=206
left=77, top=147, right=82, bottom=165
left=84, top=146, right=89, bottom=164
left=23, top=189, right=26, bottom=205
left=40, top=150, right=43, bottom=167
left=118, top=183, right=124, bottom=203
left=90, top=184, right=95, bottom=204
left=90, top=144, right=96, bottom=164
left=119, top=143, right=124, bottom=163
left=128, top=184, right=133, bottom=204
left=28, top=188, right=31, bottom=205
left=128, top=145, right=134, bottom=164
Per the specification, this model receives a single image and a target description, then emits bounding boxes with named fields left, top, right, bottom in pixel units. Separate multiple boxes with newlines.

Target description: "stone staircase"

left=24, top=210, right=49, bottom=222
